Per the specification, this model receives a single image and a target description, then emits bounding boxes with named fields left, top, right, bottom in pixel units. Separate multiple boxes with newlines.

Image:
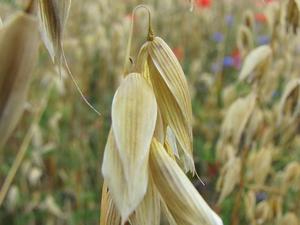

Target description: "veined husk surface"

left=101, top=35, right=223, bottom=224
left=136, top=36, right=195, bottom=173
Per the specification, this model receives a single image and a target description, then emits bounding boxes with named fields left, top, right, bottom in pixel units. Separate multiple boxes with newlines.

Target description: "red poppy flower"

left=231, top=49, right=241, bottom=69
left=208, top=161, right=221, bottom=177
left=196, top=0, right=212, bottom=8
left=173, top=47, right=184, bottom=61
left=255, top=13, right=267, bottom=23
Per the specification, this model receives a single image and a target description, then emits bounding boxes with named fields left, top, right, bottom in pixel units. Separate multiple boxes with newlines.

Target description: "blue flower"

left=223, top=56, right=234, bottom=67
left=257, top=35, right=270, bottom=45
left=212, top=32, right=224, bottom=43
left=225, top=15, right=234, bottom=26
left=256, top=192, right=268, bottom=203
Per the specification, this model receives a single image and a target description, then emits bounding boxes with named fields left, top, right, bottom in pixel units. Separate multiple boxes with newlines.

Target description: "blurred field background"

left=1, top=0, right=300, bottom=224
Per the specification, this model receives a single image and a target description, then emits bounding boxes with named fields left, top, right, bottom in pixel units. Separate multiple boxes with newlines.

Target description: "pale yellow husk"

left=279, top=212, right=299, bottom=225
left=277, top=79, right=300, bottom=125
left=129, top=175, right=161, bottom=225
left=103, top=73, right=157, bottom=223
left=218, top=92, right=257, bottom=149
left=100, top=183, right=121, bottom=225
left=242, top=9, right=255, bottom=31
left=37, top=0, right=71, bottom=63
left=285, top=0, right=300, bottom=33
left=246, top=146, right=273, bottom=185
left=148, top=37, right=193, bottom=127
left=102, top=130, right=147, bottom=224
left=136, top=36, right=195, bottom=173
left=153, top=109, right=165, bottom=143
left=111, top=73, right=157, bottom=181
left=0, top=12, right=40, bottom=149
left=150, top=138, right=223, bottom=225
left=148, top=55, right=194, bottom=172
left=237, top=25, right=253, bottom=58
left=239, top=45, right=272, bottom=82
left=217, top=156, right=241, bottom=204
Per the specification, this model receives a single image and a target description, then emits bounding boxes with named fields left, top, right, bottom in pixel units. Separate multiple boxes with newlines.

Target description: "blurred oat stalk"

left=100, top=6, right=223, bottom=225
left=0, top=79, right=54, bottom=206
left=215, top=2, right=300, bottom=225
left=0, top=2, right=40, bottom=149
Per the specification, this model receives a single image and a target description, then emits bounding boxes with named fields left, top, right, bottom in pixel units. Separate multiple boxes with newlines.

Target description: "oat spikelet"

left=102, top=73, right=157, bottom=223
left=279, top=212, right=299, bottom=225
left=0, top=11, right=40, bottom=149
left=217, top=156, right=241, bottom=204
left=237, top=25, right=253, bottom=58
left=101, top=6, right=223, bottom=225
left=38, top=0, right=100, bottom=115
left=37, top=0, right=71, bottom=64
left=277, top=79, right=300, bottom=125
left=100, top=183, right=121, bottom=225
left=137, top=36, right=195, bottom=173
left=286, top=0, right=300, bottom=33
left=150, top=139, right=223, bottom=225
left=239, top=45, right=272, bottom=83
left=243, top=10, right=255, bottom=31
left=218, top=93, right=257, bottom=149
left=129, top=176, right=161, bottom=225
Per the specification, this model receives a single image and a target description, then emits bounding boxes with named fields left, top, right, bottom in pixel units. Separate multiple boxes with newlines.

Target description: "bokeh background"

left=1, top=0, right=300, bottom=225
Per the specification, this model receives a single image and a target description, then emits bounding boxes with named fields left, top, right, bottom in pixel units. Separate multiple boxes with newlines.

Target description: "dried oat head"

left=102, top=73, right=157, bottom=223
left=137, top=35, right=195, bottom=173
left=150, top=139, right=223, bottom=225
left=265, top=1, right=281, bottom=37
left=244, top=191, right=256, bottom=221
left=38, top=0, right=100, bottom=115
left=246, top=146, right=273, bottom=185
left=100, top=183, right=121, bottom=225
left=237, top=25, right=254, bottom=58
left=101, top=6, right=223, bottom=224
left=239, top=45, right=272, bottom=83
left=279, top=212, right=299, bottom=225
left=277, top=79, right=300, bottom=125
left=243, top=10, right=255, bottom=31
left=255, top=201, right=272, bottom=224
left=37, top=0, right=71, bottom=66
left=218, top=93, right=257, bottom=149
left=0, top=10, right=40, bottom=149
left=285, top=0, right=300, bottom=33
left=216, top=156, right=241, bottom=204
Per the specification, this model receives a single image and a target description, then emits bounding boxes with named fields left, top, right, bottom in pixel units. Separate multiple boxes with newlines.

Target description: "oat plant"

left=37, top=0, right=100, bottom=115
left=100, top=5, right=223, bottom=225
left=0, top=1, right=40, bottom=149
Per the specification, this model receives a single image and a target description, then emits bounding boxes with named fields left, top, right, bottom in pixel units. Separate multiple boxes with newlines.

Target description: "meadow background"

left=1, top=0, right=300, bottom=224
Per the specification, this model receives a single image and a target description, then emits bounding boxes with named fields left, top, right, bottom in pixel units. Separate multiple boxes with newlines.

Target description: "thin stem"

left=62, top=50, right=101, bottom=116
left=0, top=82, right=53, bottom=206
left=231, top=147, right=249, bottom=225
left=123, top=5, right=154, bottom=76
